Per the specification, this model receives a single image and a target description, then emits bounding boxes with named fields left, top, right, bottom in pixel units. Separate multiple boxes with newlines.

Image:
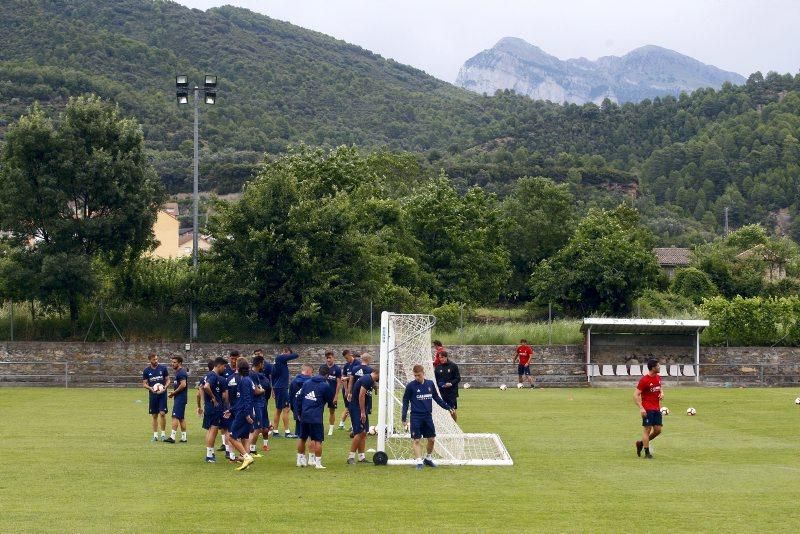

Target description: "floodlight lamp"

left=176, top=90, right=189, bottom=105
left=204, top=75, right=217, bottom=88
left=204, top=91, right=216, bottom=105
left=176, top=75, right=189, bottom=88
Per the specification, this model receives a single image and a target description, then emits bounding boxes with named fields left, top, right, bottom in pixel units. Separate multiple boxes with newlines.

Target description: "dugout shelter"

left=581, top=318, right=709, bottom=383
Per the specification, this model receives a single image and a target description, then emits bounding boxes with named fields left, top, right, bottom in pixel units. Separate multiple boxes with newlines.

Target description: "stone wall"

left=0, top=341, right=798, bottom=387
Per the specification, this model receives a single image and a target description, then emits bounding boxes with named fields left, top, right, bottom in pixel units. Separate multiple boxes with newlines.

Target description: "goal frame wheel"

left=373, top=451, right=388, bottom=466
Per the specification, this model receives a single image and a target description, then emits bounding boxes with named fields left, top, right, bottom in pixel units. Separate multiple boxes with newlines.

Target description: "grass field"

left=2, top=387, right=799, bottom=532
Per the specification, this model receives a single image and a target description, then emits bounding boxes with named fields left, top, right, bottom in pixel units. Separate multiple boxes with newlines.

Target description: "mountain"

left=456, top=37, right=746, bottom=104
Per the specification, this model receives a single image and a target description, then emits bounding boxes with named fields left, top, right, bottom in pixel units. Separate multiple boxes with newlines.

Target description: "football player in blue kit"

left=142, top=352, right=170, bottom=442
left=298, top=366, right=335, bottom=469
left=402, top=364, right=455, bottom=469
left=320, top=351, right=342, bottom=436
left=228, top=358, right=256, bottom=471
left=165, top=356, right=189, bottom=443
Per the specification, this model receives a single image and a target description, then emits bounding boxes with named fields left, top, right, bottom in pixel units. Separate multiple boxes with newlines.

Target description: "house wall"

left=150, top=210, right=180, bottom=259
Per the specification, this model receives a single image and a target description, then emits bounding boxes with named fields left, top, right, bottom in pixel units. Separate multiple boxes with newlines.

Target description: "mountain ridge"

left=456, top=38, right=745, bottom=104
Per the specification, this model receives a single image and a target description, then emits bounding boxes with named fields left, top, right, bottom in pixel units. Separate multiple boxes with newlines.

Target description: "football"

left=368, top=426, right=376, bottom=435
left=660, top=406, right=670, bottom=415
left=463, top=383, right=471, bottom=389
left=499, top=384, right=507, bottom=390
left=516, top=383, right=524, bottom=389
left=152, top=383, right=165, bottom=393
left=795, top=397, right=800, bottom=405
left=686, top=407, right=697, bottom=415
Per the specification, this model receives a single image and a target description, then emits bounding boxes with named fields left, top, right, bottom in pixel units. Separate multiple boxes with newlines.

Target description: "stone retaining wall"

left=0, top=342, right=798, bottom=387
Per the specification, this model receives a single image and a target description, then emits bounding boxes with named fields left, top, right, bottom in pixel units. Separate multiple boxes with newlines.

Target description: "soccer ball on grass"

left=660, top=406, right=670, bottom=415
left=516, top=383, right=524, bottom=389
left=463, top=383, right=471, bottom=389
left=686, top=407, right=697, bottom=416
left=499, top=384, right=507, bottom=391
left=152, top=383, right=165, bottom=394
left=794, top=397, right=800, bottom=405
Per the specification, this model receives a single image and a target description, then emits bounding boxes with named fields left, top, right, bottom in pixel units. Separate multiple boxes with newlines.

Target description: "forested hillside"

left=1, top=0, right=799, bottom=242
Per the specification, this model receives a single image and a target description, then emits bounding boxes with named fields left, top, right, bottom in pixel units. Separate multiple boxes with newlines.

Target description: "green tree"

left=404, top=175, right=511, bottom=305
left=670, top=267, right=717, bottom=304
left=530, top=204, right=660, bottom=315
left=0, top=96, right=165, bottom=327
left=501, top=176, right=576, bottom=298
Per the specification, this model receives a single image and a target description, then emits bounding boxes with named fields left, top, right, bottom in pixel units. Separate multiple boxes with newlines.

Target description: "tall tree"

left=0, top=96, right=165, bottom=326
left=530, top=204, right=660, bottom=315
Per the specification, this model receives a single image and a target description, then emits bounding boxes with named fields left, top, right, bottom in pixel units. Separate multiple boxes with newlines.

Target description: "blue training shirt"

left=204, top=371, right=225, bottom=409
left=173, top=368, right=189, bottom=403
left=143, top=364, right=169, bottom=389
left=271, top=352, right=299, bottom=389
left=289, top=374, right=312, bottom=420
left=300, top=376, right=334, bottom=424
left=251, top=371, right=267, bottom=407
left=233, top=374, right=255, bottom=415
left=401, top=379, right=451, bottom=422
left=353, top=374, right=375, bottom=413
left=320, top=363, right=341, bottom=391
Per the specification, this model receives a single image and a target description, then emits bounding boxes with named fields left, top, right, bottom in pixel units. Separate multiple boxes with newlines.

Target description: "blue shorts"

left=442, top=395, right=457, bottom=410
left=148, top=392, right=167, bottom=415
left=274, top=388, right=289, bottom=410
left=518, top=364, right=531, bottom=376
left=218, top=409, right=232, bottom=430
left=410, top=414, right=436, bottom=439
left=202, top=406, right=221, bottom=430
left=230, top=412, right=254, bottom=440
left=299, top=422, right=325, bottom=442
left=350, top=404, right=369, bottom=434
left=171, top=399, right=187, bottom=420
left=642, top=410, right=663, bottom=427
left=253, top=404, right=265, bottom=429
left=327, top=397, right=338, bottom=410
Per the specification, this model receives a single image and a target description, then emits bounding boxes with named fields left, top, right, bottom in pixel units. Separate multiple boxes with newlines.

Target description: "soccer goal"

left=375, top=311, right=513, bottom=466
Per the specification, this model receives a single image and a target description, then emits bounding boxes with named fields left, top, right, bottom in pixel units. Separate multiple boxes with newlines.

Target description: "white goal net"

left=376, top=311, right=513, bottom=466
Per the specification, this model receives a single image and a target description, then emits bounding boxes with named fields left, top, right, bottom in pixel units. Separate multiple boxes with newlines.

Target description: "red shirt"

left=516, top=345, right=533, bottom=365
left=432, top=346, right=446, bottom=367
left=636, top=374, right=662, bottom=411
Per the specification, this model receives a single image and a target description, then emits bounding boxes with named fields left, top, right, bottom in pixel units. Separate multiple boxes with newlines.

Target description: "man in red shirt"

left=432, top=340, right=446, bottom=367
left=513, top=339, right=535, bottom=388
left=634, top=359, right=663, bottom=459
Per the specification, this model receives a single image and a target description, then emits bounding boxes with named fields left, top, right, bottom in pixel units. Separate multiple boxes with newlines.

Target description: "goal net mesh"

left=377, top=312, right=513, bottom=465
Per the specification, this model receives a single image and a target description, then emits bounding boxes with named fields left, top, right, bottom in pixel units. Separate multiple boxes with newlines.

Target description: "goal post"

left=375, top=311, right=513, bottom=466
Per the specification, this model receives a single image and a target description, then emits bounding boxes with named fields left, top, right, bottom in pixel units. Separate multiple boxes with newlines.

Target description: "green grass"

left=2, top=387, right=800, bottom=532
left=435, top=320, right=583, bottom=345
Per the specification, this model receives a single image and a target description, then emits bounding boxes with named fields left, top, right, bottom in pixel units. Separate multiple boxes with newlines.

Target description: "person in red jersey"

left=634, top=359, right=663, bottom=459
left=432, top=340, right=446, bottom=367
left=513, top=339, right=535, bottom=388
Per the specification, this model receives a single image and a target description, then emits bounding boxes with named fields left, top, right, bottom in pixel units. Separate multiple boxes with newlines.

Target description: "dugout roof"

left=580, top=318, right=709, bottom=335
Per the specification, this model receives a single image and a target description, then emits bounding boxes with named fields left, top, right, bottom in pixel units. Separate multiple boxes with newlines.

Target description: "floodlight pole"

left=190, top=86, right=199, bottom=341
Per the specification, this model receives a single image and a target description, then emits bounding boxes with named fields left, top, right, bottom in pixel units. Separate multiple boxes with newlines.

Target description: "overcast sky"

left=177, top=0, right=800, bottom=83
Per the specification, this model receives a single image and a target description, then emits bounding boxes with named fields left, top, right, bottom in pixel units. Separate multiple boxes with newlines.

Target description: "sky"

left=177, top=0, right=800, bottom=83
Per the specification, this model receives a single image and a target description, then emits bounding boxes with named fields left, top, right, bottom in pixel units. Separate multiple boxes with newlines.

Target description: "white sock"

left=329, top=425, right=334, bottom=432
left=170, top=430, right=176, bottom=439
left=338, top=422, right=344, bottom=428
left=206, top=447, right=214, bottom=456
left=153, top=432, right=158, bottom=438
left=222, top=435, right=228, bottom=446
left=348, top=452, right=356, bottom=459
left=285, top=429, right=290, bottom=435
left=181, top=432, right=187, bottom=441
left=316, top=456, right=323, bottom=466
left=244, top=453, right=252, bottom=460
left=160, top=431, right=166, bottom=438
left=416, top=457, right=423, bottom=465
left=425, top=453, right=433, bottom=460
left=250, top=445, right=256, bottom=452
left=308, top=453, right=315, bottom=464
left=358, top=453, right=365, bottom=461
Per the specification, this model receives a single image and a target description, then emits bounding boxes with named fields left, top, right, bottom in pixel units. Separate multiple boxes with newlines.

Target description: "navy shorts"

left=327, top=397, right=338, bottom=410
left=410, top=414, right=436, bottom=439
left=230, top=412, right=254, bottom=439
left=202, top=407, right=221, bottom=430
left=442, top=395, right=457, bottom=410
left=171, top=399, right=187, bottom=420
left=218, top=409, right=232, bottom=430
left=518, top=364, right=531, bottom=376
left=350, top=404, right=369, bottom=434
left=148, top=392, right=167, bottom=414
left=274, top=388, right=289, bottom=409
left=642, top=410, right=663, bottom=427
left=299, top=422, right=325, bottom=442
left=253, top=404, right=265, bottom=429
